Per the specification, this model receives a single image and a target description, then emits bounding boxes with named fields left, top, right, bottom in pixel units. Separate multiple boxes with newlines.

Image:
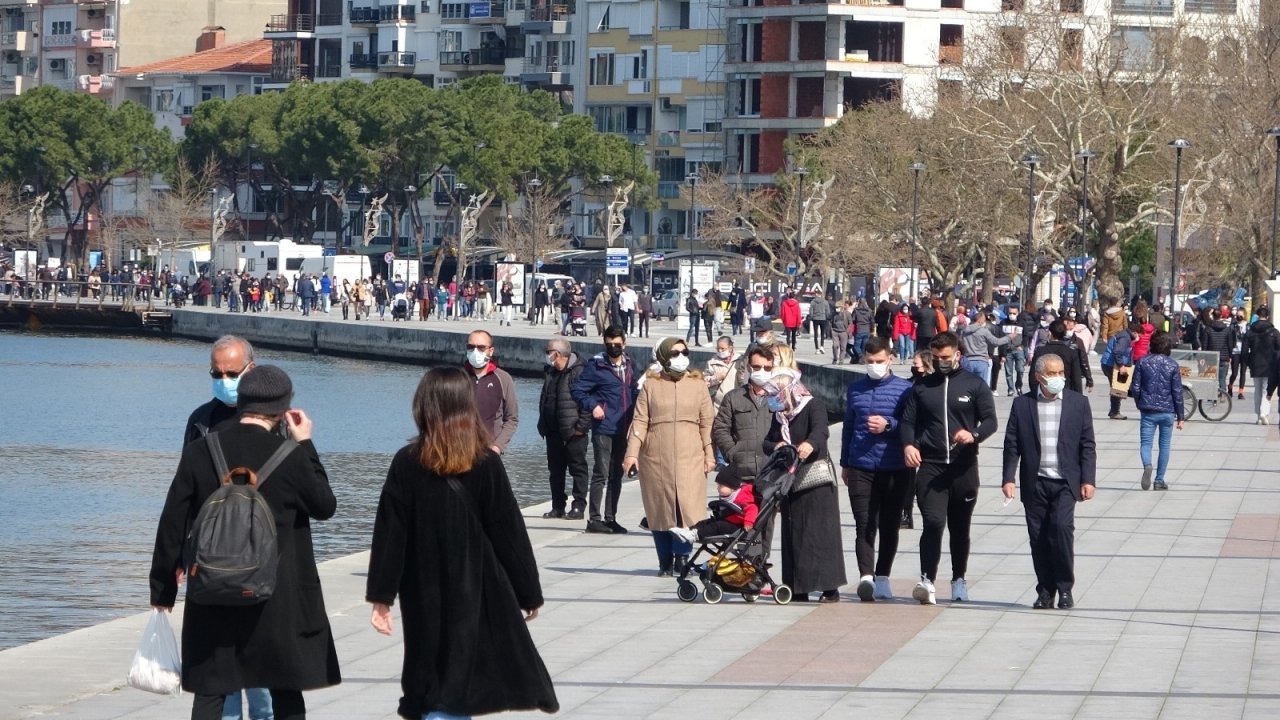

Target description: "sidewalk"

left=5, top=387, right=1280, bottom=719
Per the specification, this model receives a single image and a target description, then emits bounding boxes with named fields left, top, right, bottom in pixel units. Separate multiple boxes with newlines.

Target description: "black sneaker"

left=566, top=508, right=584, bottom=520
left=585, top=520, right=612, bottom=534
left=542, top=509, right=565, bottom=519
left=1141, top=465, right=1153, bottom=491
left=1153, top=480, right=1169, bottom=491
left=1057, top=591, right=1075, bottom=609
left=606, top=520, right=629, bottom=534
left=1033, top=588, right=1054, bottom=610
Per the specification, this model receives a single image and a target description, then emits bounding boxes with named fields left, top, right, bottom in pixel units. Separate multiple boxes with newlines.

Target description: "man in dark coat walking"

left=539, top=338, right=592, bottom=519
left=1032, top=319, right=1090, bottom=394
left=1002, top=354, right=1097, bottom=610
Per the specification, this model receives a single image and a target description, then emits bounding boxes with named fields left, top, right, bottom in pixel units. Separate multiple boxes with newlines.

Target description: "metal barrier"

left=2, top=279, right=158, bottom=313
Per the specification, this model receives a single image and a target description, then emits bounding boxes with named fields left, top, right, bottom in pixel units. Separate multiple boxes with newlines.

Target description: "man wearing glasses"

left=572, top=325, right=637, bottom=534
left=184, top=335, right=258, bottom=445
left=465, top=330, right=520, bottom=454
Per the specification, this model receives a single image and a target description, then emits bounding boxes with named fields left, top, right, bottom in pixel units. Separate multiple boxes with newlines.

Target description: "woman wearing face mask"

left=1228, top=309, right=1249, bottom=399
left=764, top=369, right=846, bottom=602
left=706, top=336, right=740, bottom=414
left=622, top=338, right=717, bottom=576
left=893, top=304, right=917, bottom=363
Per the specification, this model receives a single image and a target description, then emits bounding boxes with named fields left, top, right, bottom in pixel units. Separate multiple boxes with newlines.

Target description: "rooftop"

left=116, top=39, right=273, bottom=78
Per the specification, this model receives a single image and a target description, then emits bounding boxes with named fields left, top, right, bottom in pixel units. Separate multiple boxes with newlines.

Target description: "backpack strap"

left=253, top=440, right=297, bottom=490
left=207, top=432, right=230, bottom=482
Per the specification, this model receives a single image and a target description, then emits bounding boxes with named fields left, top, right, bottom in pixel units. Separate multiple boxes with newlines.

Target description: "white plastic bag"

left=126, top=609, right=182, bottom=696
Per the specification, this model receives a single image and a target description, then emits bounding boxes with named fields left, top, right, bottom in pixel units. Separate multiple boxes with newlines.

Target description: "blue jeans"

left=897, top=336, right=915, bottom=361
left=960, top=357, right=991, bottom=385
left=1218, top=360, right=1230, bottom=395
left=1139, top=412, right=1175, bottom=482
left=853, top=332, right=869, bottom=361
left=423, top=713, right=471, bottom=720
left=223, top=688, right=273, bottom=720
left=1005, top=349, right=1026, bottom=393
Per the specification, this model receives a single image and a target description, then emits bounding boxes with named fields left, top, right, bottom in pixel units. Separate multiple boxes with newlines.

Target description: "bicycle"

left=1180, top=383, right=1233, bottom=422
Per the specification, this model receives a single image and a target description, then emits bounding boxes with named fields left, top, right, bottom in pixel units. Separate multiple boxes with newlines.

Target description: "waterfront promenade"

left=4, top=364, right=1280, bottom=718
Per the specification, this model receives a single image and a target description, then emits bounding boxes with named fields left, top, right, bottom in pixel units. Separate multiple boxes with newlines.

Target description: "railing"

left=270, top=64, right=314, bottom=82
left=377, top=51, right=416, bottom=67
left=349, top=52, right=378, bottom=68
left=522, top=56, right=563, bottom=73
left=1111, top=0, right=1174, bottom=15
left=266, top=14, right=315, bottom=32
left=3, top=280, right=158, bottom=313
left=657, top=181, right=681, bottom=199
left=653, top=234, right=679, bottom=250
left=527, top=4, right=570, bottom=21
left=439, top=48, right=504, bottom=66
left=468, top=1, right=506, bottom=19
left=316, top=62, right=343, bottom=78
left=349, top=6, right=379, bottom=23
left=1185, top=0, right=1236, bottom=11
left=44, top=33, right=75, bottom=48
left=316, top=12, right=344, bottom=25
left=379, top=4, right=416, bottom=21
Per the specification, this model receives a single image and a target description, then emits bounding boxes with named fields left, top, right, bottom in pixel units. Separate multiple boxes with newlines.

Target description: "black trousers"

left=192, top=691, right=304, bottom=720
left=1024, top=476, right=1077, bottom=595
left=847, top=467, right=913, bottom=577
left=637, top=311, right=649, bottom=337
left=547, top=433, right=589, bottom=513
left=786, top=327, right=798, bottom=348
left=812, top=319, right=830, bottom=349
left=589, top=431, right=626, bottom=521
left=916, top=461, right=980, bottom=582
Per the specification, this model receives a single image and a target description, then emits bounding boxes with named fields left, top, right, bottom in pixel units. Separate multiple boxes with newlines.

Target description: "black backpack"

left=183, top=432, right=295, bottom=606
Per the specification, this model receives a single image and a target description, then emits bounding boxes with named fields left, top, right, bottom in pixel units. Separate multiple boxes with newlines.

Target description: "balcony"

left=939, top=44, right=962, bottom=64
left=439, top=48, right=504, bottom=70
left=377, top=51, right=416, bottom=72
left=0, top=74, right=28, bottom=95
left=1, top=30, right=28, bottom=52
left=75, top=28, right=115, bottom=48
left=76, top=73, right=112, bottom=94
left=349, top=6, right=379, bottom=23
left=44, top=32, right=75, bottom=49
left=657, top=182, right=681, bottom=199
left=316, top=12, right=344, bottom=26
left=269, top=64, right=313, bottom=83
left=379, top=4, right=416, bottom=22
left=1111, top=0, right=1173, bottom=15
left=522, top=4, right=570, bottom=33
left=520, top=56, right=570, bottom=86
left=1185, top=0, right=1236, bottom=11
left=265, top=14, right=315, bottom=37
left=316, top=62, right=342, bottom=78
left=469, top=1, right=505, bottom=23
left=348, top=52, right=378, bottom=69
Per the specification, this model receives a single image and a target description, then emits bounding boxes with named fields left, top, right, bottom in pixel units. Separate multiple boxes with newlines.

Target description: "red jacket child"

left=780, top=295, right=802, bottom=329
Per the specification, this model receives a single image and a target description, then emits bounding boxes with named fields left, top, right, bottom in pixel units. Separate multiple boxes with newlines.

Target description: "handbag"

left=792, top=455, right=838, bottom=493
left=1110, top=365, right=1135, bottom=398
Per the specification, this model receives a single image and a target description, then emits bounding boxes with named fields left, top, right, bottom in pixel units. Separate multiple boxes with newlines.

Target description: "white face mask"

left=545, top=353, right=557, bottom=366
left=717, top=349, right=732, bottom=361
left=866, top=362, right=890, bottom=380
left=667, top=354, right=691, bottom=373
left=466, top=349, right=489, bottom=369
left=1042, top=376, right=1066, bottom=396
left=749, top=369, right=773, bottom=386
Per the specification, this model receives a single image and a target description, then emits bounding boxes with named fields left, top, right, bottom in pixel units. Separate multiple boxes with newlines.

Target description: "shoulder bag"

left=792, top=455, right=838, bottom=494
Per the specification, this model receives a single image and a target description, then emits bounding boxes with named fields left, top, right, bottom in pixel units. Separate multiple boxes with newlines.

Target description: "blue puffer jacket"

left=841, top=373, right=912, bottom=471
left=571, top=353, right=638, bottom=436
left=1130, top=353, right=1184, bottom=420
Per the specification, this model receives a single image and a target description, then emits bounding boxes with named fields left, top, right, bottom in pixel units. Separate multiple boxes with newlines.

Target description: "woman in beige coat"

left=622, top=337, right=717, bottom=576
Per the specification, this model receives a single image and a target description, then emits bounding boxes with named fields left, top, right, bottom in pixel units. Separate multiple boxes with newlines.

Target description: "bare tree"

left=493, top=181, right=568, bottom=264
left=132, top=157, right=221, bottom=270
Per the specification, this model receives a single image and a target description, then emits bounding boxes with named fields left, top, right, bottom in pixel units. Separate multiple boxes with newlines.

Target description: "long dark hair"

left=411, top=367, right=491, bottom=475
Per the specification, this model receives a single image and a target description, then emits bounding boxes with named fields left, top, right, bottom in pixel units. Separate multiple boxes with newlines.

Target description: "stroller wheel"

left=676, top=580, right=698, bottom=603
left=773, top=585, right=794, bottom=605
left=742, top=593, right=758, bottom=603
left=703, top=583, right=724, bottom=604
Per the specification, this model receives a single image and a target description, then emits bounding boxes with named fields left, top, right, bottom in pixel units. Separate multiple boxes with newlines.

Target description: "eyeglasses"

left=466, top=344, right=490, bottom=351
left=670, top=349, right=690, bottom=357
left=749, top=364, right=773, bottom=372
left=605, top=342, right=625, bottom=349
left=209, top=363, right=250, bottom=380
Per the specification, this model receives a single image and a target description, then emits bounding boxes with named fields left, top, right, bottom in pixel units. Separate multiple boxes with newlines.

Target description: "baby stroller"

left=569, top=304, right=588, bottom=336
left=391, top=293, right=409, bottom=321
left=676, top=445, right=798, bottom=605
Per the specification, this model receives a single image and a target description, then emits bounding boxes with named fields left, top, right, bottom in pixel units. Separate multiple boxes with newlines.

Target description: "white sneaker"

left=669, top=527, right=697, bottom=545
left=873, top=575, right=893, bottom=600
left=951, top=578, right=969, bottom=602
left=1262, top=415, right=1270, bottom=426
left=912, top=575, right=936, bottom=605
left=857, top=575, right=875, bottom=602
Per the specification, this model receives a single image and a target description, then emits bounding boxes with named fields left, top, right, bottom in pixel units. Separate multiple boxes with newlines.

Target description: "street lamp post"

left=1267, top=128, right=1280, bottom=278
left=793, top=166, right=809, bottom=256
left=246, top=143, right=259, bottom=241
left=909, top=162, right=925, bottom=300
left=631, top=140, right=645, bottom=245
left=1168, top=139, right=1191, bottom=313
left=1022, top=153, right=1041, bottom=308
left=404, top=184, right=419, bottom=278
left=1074, top=149, right=1096, bottom=316
left=1130, top=264, right=1140, bottom=301
left=686, top=172, right=699, bottom=292
left=527, top=176, right=542, bottom=278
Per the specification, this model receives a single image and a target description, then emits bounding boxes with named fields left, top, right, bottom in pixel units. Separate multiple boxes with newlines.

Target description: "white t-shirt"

left=619, top=288, right=637, bottom=312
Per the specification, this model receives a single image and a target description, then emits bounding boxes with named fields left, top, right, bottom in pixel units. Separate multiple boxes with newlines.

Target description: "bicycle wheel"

left=1181, top=385, right=1197, bottom=422
left=1198, top=389, right=1231, bottom=422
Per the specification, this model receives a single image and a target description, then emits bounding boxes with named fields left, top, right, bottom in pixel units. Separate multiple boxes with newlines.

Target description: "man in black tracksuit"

left=900, top=331, right=998, bottom=605
left=1031, top=320, right=1089, bottom=394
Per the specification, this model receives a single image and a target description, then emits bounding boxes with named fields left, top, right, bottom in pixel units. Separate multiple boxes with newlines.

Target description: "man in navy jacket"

left=841, top=336, right=913, bottom=602
left=1002, top=354, right=1097, bottom=611
left=572, top=325, right=637, bottom=534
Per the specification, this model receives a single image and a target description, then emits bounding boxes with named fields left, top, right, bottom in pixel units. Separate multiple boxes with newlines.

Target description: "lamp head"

left=404, top=184, right=417, bottom=193
left=685, top=173, right=699, bottom=185
left=598, top=174, right=613, bottom=184
left=1169, top=138, right=1191, bottom=150
left=528, top=177, right=542, bottom=189
left=909, top=162, right=926, bottom=172
left=1267, top=127, right=1280, bottom=139
left=455, top=182, right=468, bottom=191
left=1075, top=149, right=1097, bottom=160
left=793, top=166, right=809, bottom=177
left=1022, top=153, right=1041, bottom=167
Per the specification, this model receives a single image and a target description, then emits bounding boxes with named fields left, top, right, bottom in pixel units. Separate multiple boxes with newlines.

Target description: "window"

left=632, top=49, right=647, bottom=80
left=155, top=89, right=174, bottom=112
left=441, top=3, right=466, bottom=19
left=734, top=77, right=761, bottom=117
left=200, top=85, right=225, bottom=102
left=441, top=31, right=462, bottom=53
left=598, top=6, right=610, bottom=31
left=251, top=76, right=265, bottom=94
left=589, top=52, right=615, bottom=85
left=51, top=20, right=71, bottom=35
left=738, top=21, right=762, bottom=62
left=735, top=132, right=760, bottom=173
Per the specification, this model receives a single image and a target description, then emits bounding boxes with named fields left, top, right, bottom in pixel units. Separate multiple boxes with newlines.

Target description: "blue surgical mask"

left=1042, top=377, right=1066, bottom=396
left=212, top=377, right=239, bottom=406
left=767, top=395, right=786, bottom=412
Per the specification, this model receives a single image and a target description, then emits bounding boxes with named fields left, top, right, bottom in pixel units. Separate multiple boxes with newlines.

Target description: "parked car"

left=651, top=289, right=681, bottom=320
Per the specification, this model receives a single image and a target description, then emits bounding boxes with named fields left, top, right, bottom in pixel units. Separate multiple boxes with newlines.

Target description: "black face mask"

left=605, top=344, right=625, bottom=358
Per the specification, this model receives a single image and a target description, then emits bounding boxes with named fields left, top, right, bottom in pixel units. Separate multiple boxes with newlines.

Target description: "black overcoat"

left=149, top=423, right=341, bottom=695
left=366, top=447, right=559, bottom=719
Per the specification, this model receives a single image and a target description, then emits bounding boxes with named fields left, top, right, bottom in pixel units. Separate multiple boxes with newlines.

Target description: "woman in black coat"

left=149, top=365, right=340, bottom=720
left=763, top=369, right=847, bottom=602
left=367, top=366, right=558, bottom=720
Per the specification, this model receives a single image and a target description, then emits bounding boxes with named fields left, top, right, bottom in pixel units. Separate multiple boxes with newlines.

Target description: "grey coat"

left=712, top=385, right=775, bottom=482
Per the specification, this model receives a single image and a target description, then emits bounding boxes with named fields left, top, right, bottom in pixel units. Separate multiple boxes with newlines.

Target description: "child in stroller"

left=569, top=303, right=588, bottom=336
left=674, top=446, right=798, bottom=605
left=390, top=292, right=410, bottom=321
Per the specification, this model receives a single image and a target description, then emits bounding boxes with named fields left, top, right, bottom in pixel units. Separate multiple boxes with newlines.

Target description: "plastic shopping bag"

left=126, top=609, right=182, bottom=696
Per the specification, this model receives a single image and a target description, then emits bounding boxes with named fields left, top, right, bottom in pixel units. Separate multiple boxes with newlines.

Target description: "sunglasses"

left=465, top=344, right=490, bottom=351
left=670, top=349, right=690, bottom=357
left=749, top=364, right=773, bottom=372
left=209, top=363, right=250, bottom=380
left=605, top=342, right=625, bottom=349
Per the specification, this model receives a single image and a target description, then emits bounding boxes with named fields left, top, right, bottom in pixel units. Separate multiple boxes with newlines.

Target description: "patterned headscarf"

left=765, top=368, right=813, bottom=444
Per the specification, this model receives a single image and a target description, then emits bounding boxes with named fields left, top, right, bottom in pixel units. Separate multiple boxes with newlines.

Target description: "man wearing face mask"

left=464, top=330, right=520, bottom=454
left=706, top=336, right=740, bottom=413
left=713, top=347, right=780, bottom=564
left=572, top=326, right=638, bottom=534
left=184, top=335, right=259, bottom=445
left=538, top=338, right=591, bottom=520
left=1002, top=354, right=1097, bottom=610
left=841, top=336, right=913, bottom=602
left=900, top=332, right=998, bottom=605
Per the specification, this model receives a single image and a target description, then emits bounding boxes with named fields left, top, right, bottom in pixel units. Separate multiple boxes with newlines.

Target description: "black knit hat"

left=751, top=317, right=773, bottom=333
left=237, top=364, right=293, bottom=417
left=714, top=467, right=742, bottom=490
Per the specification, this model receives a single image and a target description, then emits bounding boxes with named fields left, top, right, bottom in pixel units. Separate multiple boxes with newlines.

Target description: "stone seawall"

left=168, top=309, right=863, bottom=418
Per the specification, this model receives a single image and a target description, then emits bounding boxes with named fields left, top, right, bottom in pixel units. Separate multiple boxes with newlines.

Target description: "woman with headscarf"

left=622, top=338, right=717, bottom=576
left=593, top=285, right=613, bottom=336
left=763, top=368, right=846, bottom=602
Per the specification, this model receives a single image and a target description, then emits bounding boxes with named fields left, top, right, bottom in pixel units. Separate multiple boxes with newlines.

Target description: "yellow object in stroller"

left=706, top=554, right=757, bottom=589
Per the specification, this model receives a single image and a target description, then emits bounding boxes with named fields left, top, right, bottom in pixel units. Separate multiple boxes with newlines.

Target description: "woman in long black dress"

left=764, top=368, right=847, bottom=602
left=366, top=367, right=558, bottom=720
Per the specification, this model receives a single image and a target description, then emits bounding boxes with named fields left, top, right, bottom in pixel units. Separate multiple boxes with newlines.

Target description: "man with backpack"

left=161, top=359, right=340, bottom=720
